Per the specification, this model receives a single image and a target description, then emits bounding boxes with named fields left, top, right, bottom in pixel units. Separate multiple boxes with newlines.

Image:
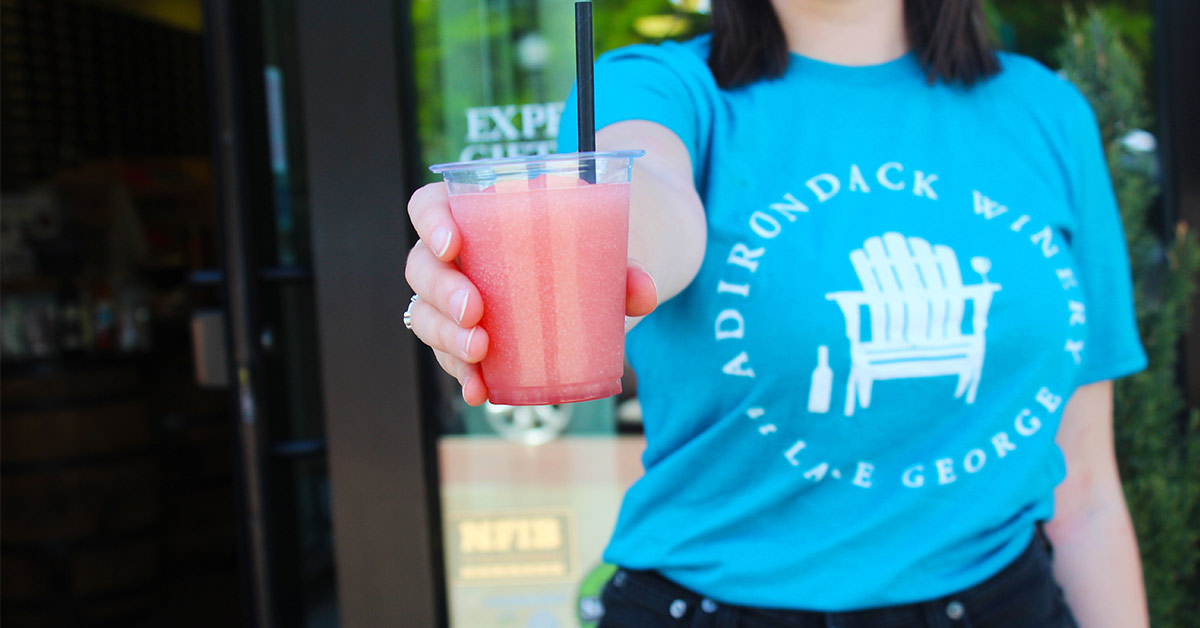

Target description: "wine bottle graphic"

left=808, top=345, right=833, bottom=414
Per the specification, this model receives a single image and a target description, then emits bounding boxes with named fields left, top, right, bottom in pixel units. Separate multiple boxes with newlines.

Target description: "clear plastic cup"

left=430, top=150, right=644, bottom=406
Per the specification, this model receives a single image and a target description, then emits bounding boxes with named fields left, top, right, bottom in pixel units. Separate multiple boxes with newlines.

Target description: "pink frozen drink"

left=431, top=151, right=643, bottom=405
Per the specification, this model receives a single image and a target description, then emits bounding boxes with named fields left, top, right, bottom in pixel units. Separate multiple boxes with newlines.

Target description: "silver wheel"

left=483, top=402, right=572, bottom=445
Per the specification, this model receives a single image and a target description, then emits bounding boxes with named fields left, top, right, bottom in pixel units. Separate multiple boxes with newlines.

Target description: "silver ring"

left=403, top=294, right=419, bottom=331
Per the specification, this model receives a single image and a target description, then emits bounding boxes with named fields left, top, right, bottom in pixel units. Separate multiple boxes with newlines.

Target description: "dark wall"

left=1155, top=0, right=1200, bottom=404
left=0, top=0, right=208, bottom=191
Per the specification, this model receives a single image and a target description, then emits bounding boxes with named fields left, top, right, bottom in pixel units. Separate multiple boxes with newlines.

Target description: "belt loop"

left=715, top=601, right=739, bottom=628
left=1035, top=521, right=1054, bottom=558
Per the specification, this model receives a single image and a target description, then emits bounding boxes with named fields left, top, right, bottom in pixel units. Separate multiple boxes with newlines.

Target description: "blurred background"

left=0, top=0, right=1196, bottom=627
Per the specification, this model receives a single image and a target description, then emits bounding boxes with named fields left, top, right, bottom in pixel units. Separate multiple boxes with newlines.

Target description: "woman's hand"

left=404, top=181, right=658, bottom=406
left=404, top=182, right=490, bottom=405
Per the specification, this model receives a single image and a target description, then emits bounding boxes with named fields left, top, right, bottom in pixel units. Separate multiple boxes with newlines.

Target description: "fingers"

left=432, top=348, right=460, bottom=379
left=460, top=367, right=489, bottom=406
left=405, top=241, right=484, bottom=328
left=407, top=182, right=461, bottom=262
left=626, top=260, right=658, bottom=318
left=409, top=296, right=488, bottom=364
left=406, top=183, right=489, bottom=405
left=432, top=349, right=489, bottom=406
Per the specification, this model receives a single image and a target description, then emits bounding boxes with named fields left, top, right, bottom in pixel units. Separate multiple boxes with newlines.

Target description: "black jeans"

left=597, top=533, right=1078, bottom=628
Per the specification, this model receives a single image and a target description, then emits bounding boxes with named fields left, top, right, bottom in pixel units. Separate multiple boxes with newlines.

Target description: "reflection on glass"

left=261, top=283, right=324, bottom=441
left=413, top=0, right=574, bottom=173
left=411, top=0, right=707, bottom=174
left=257, top=1, right=333, bottom=624
left=262, top=0, right=312, bottom=267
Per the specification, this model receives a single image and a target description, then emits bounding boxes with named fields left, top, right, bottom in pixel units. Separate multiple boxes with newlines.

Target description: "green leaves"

left=1057, top=8, right=1200, bottom=627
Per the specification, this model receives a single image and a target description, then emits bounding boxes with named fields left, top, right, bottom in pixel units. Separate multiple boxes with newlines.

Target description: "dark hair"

left=708, top=0, right=1000, bottom=89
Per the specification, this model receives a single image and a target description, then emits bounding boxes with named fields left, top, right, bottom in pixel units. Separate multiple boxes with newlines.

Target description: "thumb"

left=626, top=260, right=658, bottom=318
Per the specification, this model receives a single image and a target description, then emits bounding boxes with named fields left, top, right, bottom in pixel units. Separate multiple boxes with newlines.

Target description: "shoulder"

left=982, top=52, right=1096, bottom=125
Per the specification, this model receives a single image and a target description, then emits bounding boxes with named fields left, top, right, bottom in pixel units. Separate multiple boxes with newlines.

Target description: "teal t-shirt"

left=559, top=35, right=1145, bottom=611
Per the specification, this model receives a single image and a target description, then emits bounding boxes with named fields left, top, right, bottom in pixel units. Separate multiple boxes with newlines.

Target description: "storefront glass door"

left=207, top=0, right=337, bottom=623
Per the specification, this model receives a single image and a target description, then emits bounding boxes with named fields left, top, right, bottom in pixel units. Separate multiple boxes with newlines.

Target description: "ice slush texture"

left=449, top=174, right=630, bottom=405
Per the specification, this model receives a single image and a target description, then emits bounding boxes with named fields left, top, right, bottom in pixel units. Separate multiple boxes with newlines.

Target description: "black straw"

left=575, top=2, right=595, bottom=152
left=575, top=1, right=596, bottom=182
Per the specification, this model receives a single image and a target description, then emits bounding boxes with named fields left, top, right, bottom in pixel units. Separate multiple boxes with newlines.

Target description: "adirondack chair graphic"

left=824, top=232, right=1001, bottom=417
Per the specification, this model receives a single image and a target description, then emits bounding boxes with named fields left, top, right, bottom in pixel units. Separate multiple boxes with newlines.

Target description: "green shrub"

left=1056, top=8, right=1200, bottom=627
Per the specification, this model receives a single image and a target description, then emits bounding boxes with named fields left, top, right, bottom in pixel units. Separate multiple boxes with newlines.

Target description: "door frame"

left=294, top=0, right=447, bottom=625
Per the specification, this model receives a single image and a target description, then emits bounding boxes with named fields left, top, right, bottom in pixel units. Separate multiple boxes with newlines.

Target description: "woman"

left=405, top=0, right=1149, bottom=625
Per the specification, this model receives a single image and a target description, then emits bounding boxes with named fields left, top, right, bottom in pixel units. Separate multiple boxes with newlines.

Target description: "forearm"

left=1045, top=491, right=1147, bottom=628
left=1047, top=381, right=1148, bottom=628
left=627, top=164, right=706, bottom=303
left=597, top=122, right=707, bottom=306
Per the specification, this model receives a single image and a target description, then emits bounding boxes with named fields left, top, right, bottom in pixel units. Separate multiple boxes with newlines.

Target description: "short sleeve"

left=558, top=38, right=716, bottom=185
left=1062, top=88, right=1147, bottom=386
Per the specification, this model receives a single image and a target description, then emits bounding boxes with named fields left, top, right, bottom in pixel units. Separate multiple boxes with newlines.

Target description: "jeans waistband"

left=610, top=532, right=1051, bottom=626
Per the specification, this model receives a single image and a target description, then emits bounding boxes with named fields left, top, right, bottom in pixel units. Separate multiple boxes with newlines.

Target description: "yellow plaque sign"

left=446, top=511, right=576, bottom=585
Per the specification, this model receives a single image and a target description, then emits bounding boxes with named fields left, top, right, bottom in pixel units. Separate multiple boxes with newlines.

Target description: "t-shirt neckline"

left=785, top=50, right=924, bottom=84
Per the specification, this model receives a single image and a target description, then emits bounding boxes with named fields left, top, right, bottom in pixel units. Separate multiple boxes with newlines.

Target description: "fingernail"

left=432, top=227, right=452, bottom=258
left=450, top=289, right=469, bottom=324
left=456, top=327, right=476, bottom=358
